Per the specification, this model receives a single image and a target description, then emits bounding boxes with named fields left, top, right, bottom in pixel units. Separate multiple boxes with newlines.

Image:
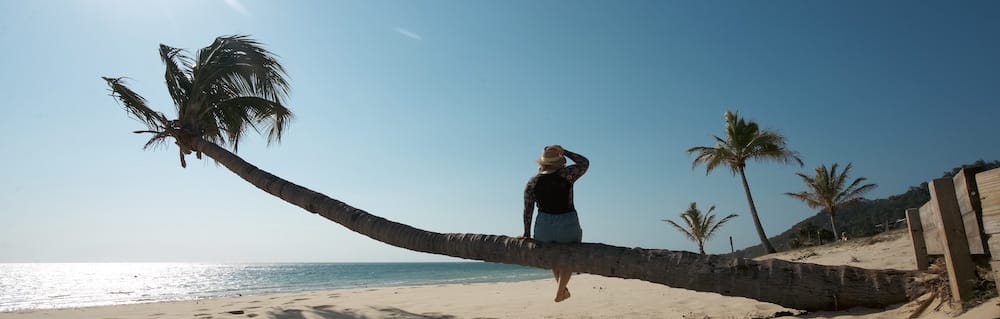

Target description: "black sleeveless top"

left=533, top=174, right=575, bottom=214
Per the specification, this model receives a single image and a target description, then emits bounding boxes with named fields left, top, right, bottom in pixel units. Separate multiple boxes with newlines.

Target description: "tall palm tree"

left=104, top=37, right=913, bottom=311
left=687, top=111, right=802, bottom=254
left=785, top=163, right=877, bottom=239
left=663, top=202, right=738, bottom=255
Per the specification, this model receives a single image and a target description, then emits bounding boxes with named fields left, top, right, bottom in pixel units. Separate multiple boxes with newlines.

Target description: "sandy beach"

left=3, top=231, right=997, bottom=319
left=0, top=275, right=800, bottom=319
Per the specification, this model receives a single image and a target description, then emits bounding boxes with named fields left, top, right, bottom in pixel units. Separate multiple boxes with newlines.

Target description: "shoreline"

left=0, top=274, right=804, bottom=319
left=0, top=262, right=550, bottom=313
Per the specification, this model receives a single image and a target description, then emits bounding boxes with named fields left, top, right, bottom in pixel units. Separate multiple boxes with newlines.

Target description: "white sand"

left=3, top=230, right=997, bottom=319
left=0, top=275, right=802, bottom=319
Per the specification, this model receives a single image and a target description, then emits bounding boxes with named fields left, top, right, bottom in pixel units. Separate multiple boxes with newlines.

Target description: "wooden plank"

left=930, top=178, right=976, bottom=305
left=990, top=235, right=1000, bottom=261
left=992, top=261, right=1000, bottom=296
left=953, top=168, right=986, bottom=254
left=919, top=201, right=944, bottom=255
left=977, top=168, right=1000, bottom=235
left=906, top=208, right=929, bottom=270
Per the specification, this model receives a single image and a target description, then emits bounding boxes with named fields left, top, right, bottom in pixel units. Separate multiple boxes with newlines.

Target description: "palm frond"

left=688, top=146, right=737, bottom=175
left=159, top=44, right=194, bottom=114
left=663, top=219, right=697, bottom=241
left=746, top=130, right=803, bottom=166
left=142, top=133, right=171, bottom=150
left=218, top=92, right=293, bottom=145
left=183, top=35, right=293, bottom=150
left=705, top=213, right=739, bottom=240
left=191, top=35, right=289, bottom=102
left=840, top=179, right=877, bottom=204
left=785, top=191, right=822, bottom=209
left=102, top=77, right=167, bottom=131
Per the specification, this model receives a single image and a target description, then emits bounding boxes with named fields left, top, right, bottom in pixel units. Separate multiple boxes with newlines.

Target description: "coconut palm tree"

left=663, top=202, right=738, bottom=255
left=104, top=37, right=913, bottom=311
left=687, top=111, right=802, bottom=254
left=785, top=163, right=877, bottom=239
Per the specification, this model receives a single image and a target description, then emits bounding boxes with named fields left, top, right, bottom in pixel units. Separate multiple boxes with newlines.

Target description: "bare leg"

left=554, top=268, right=573, bottom=302
left=552, top=269, right=560, bottom=283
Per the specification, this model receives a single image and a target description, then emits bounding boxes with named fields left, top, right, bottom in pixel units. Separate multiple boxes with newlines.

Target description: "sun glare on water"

left=0, top=263, right=248, bottom=312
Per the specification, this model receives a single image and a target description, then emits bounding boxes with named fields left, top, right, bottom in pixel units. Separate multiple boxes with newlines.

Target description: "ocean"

left=0, top=262, right=551, bottom=312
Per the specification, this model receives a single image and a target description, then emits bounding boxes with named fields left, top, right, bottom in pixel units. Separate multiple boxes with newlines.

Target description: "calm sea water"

left=0, top=262, right=550, bottom=312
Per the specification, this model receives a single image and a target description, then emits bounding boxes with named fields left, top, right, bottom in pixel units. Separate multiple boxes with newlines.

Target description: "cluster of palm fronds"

left=103, top=35, right=292, bottom=167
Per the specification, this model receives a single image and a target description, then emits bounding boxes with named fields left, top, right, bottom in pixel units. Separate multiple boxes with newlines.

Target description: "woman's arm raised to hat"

left=560, top=149, right=589, bottom=183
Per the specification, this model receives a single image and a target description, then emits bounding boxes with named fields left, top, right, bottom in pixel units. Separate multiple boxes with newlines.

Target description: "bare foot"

left=554, top=287, right=571, bottom=302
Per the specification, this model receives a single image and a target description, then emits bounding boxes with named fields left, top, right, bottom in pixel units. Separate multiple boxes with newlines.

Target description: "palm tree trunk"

left=191, top=138, right=913, bottom=311
left=828, top=210, right=839, bottom=240
left=738, top=166, right=777, bottom=254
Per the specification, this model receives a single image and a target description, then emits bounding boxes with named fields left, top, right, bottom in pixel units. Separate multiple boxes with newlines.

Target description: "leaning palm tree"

left=663, top=202, right=738, bottom=255
left=785, top=163, right=877, bottom=239
left=687, top=111, right=802, bottom=254
left=104, top=37, right=915, bottom=311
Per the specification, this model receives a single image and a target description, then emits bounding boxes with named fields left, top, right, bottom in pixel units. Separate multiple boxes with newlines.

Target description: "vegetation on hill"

left=733, top=160, right=1000, bottom=257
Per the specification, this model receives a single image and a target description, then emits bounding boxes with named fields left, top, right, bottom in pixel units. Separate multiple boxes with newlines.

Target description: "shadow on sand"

left=265, top=305, right=492, bottom=319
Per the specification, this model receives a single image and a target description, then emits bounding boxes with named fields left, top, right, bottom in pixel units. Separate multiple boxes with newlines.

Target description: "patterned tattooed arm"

left=522, top=176, right=538, bottom=238
left=559, top=149, right=589, bottom=183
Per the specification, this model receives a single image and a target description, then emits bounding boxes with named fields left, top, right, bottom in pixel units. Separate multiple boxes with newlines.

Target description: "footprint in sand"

left=291, top=298, right=310, bottom=301
left=246, top=314, right=258, bottom=318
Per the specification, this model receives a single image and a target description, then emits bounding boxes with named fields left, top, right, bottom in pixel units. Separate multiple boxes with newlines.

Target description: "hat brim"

left=536, top=157, right=566, bottom=166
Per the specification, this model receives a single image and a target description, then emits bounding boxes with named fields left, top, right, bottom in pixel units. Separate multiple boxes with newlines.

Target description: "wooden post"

left=906, top=208, right=929, bottom=271
left=930, top=178, right=976, bottom=305
left=952, top=167, right=987, bottom=254
left=729, top=236, right=734, bottom=254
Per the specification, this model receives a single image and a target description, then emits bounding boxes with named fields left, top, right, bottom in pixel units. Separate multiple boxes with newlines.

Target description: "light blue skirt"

left=534, top=211, right=583, bottom=243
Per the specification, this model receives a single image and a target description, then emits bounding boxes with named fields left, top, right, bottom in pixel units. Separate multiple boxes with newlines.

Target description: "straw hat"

left=536, top=146, right=566, bottom=173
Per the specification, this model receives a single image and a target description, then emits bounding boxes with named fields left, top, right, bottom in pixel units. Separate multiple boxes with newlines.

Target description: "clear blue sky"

left=1, top=0, right=998, bottom=262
